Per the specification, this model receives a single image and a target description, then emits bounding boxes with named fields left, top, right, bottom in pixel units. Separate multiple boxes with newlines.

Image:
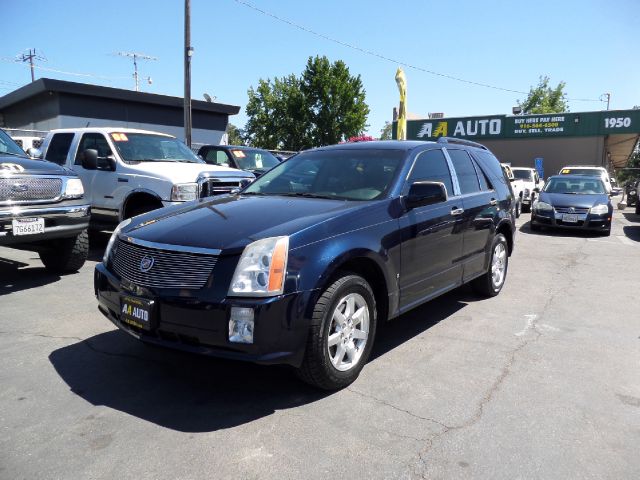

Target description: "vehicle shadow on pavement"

left=622, top=212, right=640, bottom=223
left=0, top=257, right=61, bottom=296
left=48, top=287, right=475, bottom=432
left=88, top=230, right=111, bottom=262
left=623, top=226, right=640, bottom=242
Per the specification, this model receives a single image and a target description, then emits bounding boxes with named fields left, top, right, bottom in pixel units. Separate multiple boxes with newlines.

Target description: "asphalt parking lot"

left=1, top=207, right=639, bottom=480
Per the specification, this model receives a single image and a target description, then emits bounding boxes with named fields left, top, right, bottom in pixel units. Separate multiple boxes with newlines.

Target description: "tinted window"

left=448, top=149, right=480, bottom=194
left=75, top=133, right=113, bottom=165
left=45, top=133, right=74, bottom=166
left=476, top=161, right=493, bottom=191
left=409, top=149, right=454, bottom=197
left=203, top=149, right=230, bottom=166
left=544, top=177, right=606, bottom=194
left=512, top=169, right=534, bottom=181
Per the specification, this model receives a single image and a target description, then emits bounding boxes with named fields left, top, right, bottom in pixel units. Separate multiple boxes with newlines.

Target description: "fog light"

left=229, top=307, right=254, bottom=344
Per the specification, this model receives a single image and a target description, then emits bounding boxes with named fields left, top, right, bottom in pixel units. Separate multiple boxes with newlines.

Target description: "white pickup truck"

left=39, top=128, right=254, bottom=227
left=501, top=163, right=523, bottom=218
left=511, top=167, right=544, bottom=212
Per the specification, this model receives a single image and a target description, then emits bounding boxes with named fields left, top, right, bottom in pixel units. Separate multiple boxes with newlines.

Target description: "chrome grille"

left=199, top=180, right=241, bottom=198
left=111, top=239, right=217, bottom=289
left=555, top=206, right=589, bottom=214
left=0, top=177, right=63, bottom=202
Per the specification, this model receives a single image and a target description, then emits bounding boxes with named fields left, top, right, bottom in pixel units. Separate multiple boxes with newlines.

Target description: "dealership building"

left=0, top=78, right=239, bottom=146
left=396, top=109, right=640, bottom=178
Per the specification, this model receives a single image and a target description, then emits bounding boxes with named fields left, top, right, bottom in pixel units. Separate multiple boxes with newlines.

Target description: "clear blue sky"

left=2, top=0, right=639, bottom=138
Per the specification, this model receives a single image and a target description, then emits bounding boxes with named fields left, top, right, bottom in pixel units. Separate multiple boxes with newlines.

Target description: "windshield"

left=0, top=129, right=27, bottom=157
left=230, top=148, right=280, bottom=170
left=512, top=169, right=534, bottom=181
left=544, top=177, right=606, bottom=194
left=110, top=133, right=203, bottom=163
left=559, top=167, right=605, bottom=177
left=243, top=148, right=404, bottom=200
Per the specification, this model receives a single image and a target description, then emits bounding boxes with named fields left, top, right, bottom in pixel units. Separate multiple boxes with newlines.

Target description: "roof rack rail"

left=436, top=137, right=488, bottom=150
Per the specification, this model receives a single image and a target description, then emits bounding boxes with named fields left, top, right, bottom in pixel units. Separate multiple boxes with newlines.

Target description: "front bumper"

left=0, top=204, right=90, bottom=246
left=94, top=262, right=313, bottom=367
left=531, top=209, right=611, bottom=231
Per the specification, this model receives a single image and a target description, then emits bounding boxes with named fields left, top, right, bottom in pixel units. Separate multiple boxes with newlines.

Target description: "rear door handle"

left=490, top=198, right=498, bottom=206
left=451, top=207, right=465, bottom=216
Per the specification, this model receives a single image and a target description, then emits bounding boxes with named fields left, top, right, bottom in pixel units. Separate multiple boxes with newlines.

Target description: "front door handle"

left=490, top=198, right=498, bottom=206
left=451, top=207, right=465, bottom=216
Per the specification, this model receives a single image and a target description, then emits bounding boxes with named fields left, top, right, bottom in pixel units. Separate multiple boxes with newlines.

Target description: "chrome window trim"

left=120, top=235, right=221, bottom=256
left=405, top=147, right=461, bottom=198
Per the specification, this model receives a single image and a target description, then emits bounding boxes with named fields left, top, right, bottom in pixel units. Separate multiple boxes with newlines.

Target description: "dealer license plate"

left=12, top=217, right=45, bottom=236
left=562, top=214, right=578, bottom=223
left=120, top=295, right=155, bottom=331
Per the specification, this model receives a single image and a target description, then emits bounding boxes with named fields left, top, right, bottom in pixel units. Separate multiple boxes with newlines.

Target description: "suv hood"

left=124, top=194, right=367, bottom=253
left=123, top=161, right=254, bottom=183
left=0, top=155, right=73, bottom=176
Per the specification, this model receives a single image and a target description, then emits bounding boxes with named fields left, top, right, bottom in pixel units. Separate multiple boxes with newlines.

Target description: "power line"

left=16, top=48, right=46, bottom=82
left=1, top=57, right=129, bottom=81
left=233, top=0, right=603, bottom=103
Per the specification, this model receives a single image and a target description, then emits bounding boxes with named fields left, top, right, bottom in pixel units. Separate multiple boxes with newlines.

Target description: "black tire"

left=601, top=228, right=611, bottom=237
left=297, top=274, right=377, bottom=390
left=515, top=200, right=521, bottom=218
left=126, top=204, right=159, bottom=219
left=471, top=233, right=509, bottom=297
left=635, top=203, right=640, bottom=215
left=39, top=229, right=89, bottom=273
left=522, top=203, right=531, bottom=213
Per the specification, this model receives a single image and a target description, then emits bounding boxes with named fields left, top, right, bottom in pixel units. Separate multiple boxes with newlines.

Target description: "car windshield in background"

left=544, top=177, right=606, bottom=194
left=231, top=149, right=280, bottom=170
left=243, top=148, right=404, bottom=201
left=560, top=168, right=604, bottom=176
left=512, top=169, right=534, bottom=181
left=110, top=133, right=203, bottom=163
left=0, top=129, right=28, bottom=157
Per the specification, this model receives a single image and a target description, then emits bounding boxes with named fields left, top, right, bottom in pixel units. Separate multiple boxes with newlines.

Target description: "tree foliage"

left=244, top=56, right=369, bottom=150
left=379, top=121, right=392, bottom=140
left=518, top=76, right=569, bottom=114
left=225, top=123, right=245, bottom=145
left=617, top=148, right=640, bottom=185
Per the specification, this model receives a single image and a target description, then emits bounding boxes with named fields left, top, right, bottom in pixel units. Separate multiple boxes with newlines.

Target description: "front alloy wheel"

left=297, top=273, right=377, bottom=390
left=471, top=233, right=509, bottom=297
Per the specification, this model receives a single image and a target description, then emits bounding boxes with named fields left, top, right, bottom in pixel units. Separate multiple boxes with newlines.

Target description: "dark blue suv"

left=95, top=138, right=516, bottom=389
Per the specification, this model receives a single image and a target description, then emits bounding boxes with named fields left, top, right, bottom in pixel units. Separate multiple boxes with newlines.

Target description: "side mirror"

left=99, top=155, right=117, bottom=171
left=405, top=181, right=447, bottom=210
left=81, top=149, right=98, bottom=170
left=26, top=147, right=42, bottom=159
left=239, top=178, right=253, bottom=188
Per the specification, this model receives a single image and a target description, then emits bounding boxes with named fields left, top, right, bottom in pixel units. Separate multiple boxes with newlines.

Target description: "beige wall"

left=480, top=136, right=605, bottom=179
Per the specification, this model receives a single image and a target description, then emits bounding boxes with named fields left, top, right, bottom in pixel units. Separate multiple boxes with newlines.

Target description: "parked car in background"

left=10, top=135, right=44, bottom=158
left=609, top=177, right=623, bottom=196
left=39, top=128, right=254, bottom=228
left=501, top=163, right=523, bottom=217
left=95, top=138, right=516, bottom=390
left=511, top=167, right=544, bottom=212
left=0, top=128, right=90, bottom=272
left=558, top=165, right=612, bottom=194
left=198, top=145, right=281, bottom=178
left=624, top=178, right=639, bottom=208
left=531, top=174, right=612, bottom=236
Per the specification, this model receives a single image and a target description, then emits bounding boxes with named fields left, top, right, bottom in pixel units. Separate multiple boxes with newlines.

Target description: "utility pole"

left=601, top=92, right=611, bottom=111
left=184, top=0, right=193, bottom=147
left=18, top=49, right=45, bottom=82
left=117, top=52, right=157, bottom=91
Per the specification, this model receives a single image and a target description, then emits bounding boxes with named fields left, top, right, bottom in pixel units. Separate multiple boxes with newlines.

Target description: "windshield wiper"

left=277, top=192, right=338, bottom=199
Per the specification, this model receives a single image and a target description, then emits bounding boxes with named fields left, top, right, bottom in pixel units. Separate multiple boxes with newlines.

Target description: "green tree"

left=518, top=76, right=569, bottom=114
left=617, top=148, right=640, bottom=185
left=225, top=123, right=245, bottom=145
left=379, top=121, right=392, bottom=140
left=244, top=56, right=369, bottom=150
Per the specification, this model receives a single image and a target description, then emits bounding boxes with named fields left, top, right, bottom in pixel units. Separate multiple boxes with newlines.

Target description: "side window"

left=475, top=160, right=493, bottom=191
left=44, top=133, right=74, bottom=166
left=74, top=133, right=113, bottom=165
left=448, top=149, right=480, bottom=195
left=408, top=149, right=454, bottom=197
left=217, top=151, right=230, bottom=165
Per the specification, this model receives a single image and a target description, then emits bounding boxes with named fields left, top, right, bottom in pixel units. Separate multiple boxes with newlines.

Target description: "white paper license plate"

left=12, top=217, right=45, bottom=236
left=562, top=214, right=578, bottom=223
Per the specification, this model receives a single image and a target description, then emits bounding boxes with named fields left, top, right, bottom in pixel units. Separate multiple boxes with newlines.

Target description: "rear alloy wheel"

left=297, top=274, right=377, bottom=390
left=472, top=233, right=509, bottom=297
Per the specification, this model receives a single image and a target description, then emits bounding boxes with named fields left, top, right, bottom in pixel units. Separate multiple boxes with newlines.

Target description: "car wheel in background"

left=39, top=229, right=89, bottom=273
left=297, top=273, right=377, bottom=390
left=515, top=200, right=521, bottom=218
left=472, top=233, right=509, bottom=297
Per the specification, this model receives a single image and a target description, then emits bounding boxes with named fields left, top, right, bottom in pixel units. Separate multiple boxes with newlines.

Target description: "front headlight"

left=228, top=236, right=289, bottom=297
left=590, top=204, right=609, bottom=215
left=103, top=218, right=131, bottom=264
left=630, top=190, right=637, bottom=196
left=63, top=178, right=84, bottom=199
left=171, top=183, right=198, bottom=201
left=535, top=201, right=553, bottom=212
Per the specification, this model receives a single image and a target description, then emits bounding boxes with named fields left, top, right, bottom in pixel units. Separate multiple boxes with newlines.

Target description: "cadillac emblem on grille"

left=139, top=255, right=155, bottom=273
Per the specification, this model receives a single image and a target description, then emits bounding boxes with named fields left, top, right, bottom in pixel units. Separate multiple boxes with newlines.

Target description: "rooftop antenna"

left=117, top=52, right=157, bottom=91
left=17, top=48, right=46, bottom=82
